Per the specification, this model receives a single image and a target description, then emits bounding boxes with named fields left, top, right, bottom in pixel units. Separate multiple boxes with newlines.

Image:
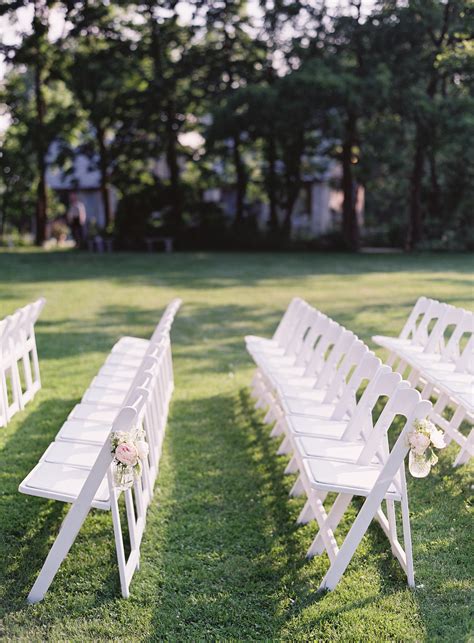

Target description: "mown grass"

left=0, top=249, right=472, bottom=641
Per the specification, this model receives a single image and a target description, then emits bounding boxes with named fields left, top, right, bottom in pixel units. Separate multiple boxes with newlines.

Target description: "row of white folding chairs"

left=373, top=297, right=473, bottom=465
left=246, top=298, right=432, bottom=591
left=0, top=298, right=46, bottom=427
left=20, top=298, right=182, bottom=602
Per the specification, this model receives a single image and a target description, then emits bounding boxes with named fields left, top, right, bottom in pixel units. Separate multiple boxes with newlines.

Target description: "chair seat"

left=105, top=353, right=143, bottom=368
left=97, top=364, right=137, bottom=379
left=270, top=372, right=316, bottom=390
left=303, top=457, right=401, bottom=500
left=56, top=418, right=113, bottom=445
left=82, top=388, right=127, bottom=406
left=19, top=461, right=110, bottom=509
left=112, top=335, right=149, bottom=352
left=295, top=435, right=367, bottom=463
left=41, top=441, right=102, bottom=469
left=89, top=374, right=133, bottom=392
left=68, top=403, right=119, bottom=423
left=245, top=335, right=280, bottom=349
left=277, top=384, right=325, bottom=403
left=245, top=336, right=286, bottom=359
left=372, top=335, right=413, bottom=352
left=254, top=353, right=298, bottom=371
left=425, top=370, right=473, bottom=385
left=285, top=415, right=348, bottom=439
left=280, top=396, right=336, bottom=418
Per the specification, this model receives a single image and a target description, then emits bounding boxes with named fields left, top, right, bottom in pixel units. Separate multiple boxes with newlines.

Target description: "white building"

left=46, top=143, right=117, bottom=229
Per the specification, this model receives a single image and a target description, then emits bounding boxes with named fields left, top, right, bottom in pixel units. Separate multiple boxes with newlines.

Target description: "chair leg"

left=306, top=492, right=340, bottom=562
left=289, top=476, right=304, bottom=497
left=277, top=436, right=291, bottom=456
left=284, top=455, right=298, bottom=475
left=400, top=492, right=415, bottom=587
left=297, top=499, right=314, bottom=525
left=385, top=499, right=398, bottom=555
left=307, top=493, right=352, bottom=558
left=109, top=479, right=130, bottom=598
left=453, top=427, right=473, bottom=467
left=319, top=493, right=383, bottom=591
left=270, top=418, right=285, bottom=438
left=26, top=442, right=113, bottom=603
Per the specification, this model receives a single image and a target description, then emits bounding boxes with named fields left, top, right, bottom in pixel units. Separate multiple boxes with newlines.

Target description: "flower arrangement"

left=407, top=418, right=446, bottom=478
left=110, top=428, right=149, bottom=490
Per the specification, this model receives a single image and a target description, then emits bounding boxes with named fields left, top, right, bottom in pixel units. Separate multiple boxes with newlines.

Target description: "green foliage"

left=0, top=0, right=472, bottom=249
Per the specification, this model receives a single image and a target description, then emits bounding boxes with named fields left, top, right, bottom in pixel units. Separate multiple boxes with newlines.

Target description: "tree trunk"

left=165, top=101, right=182, bottom=233
left=96, top=126, right=111, bottom=229
left=428, top=149, right=440, bottom=221
left=406, top=130, right=424, bottom=250
left=341, top=113, right=359, bottom=251
left=0, top=196, right=6, bottom=238
left=147, top=4, right=182, bottom=234
left=266, top=132, right=278, bottom=232
left=282, top=173, right=298, bottom=237
left=232, top=134, right=247, bottom=224
left=34, top=61, right=47, bottom=246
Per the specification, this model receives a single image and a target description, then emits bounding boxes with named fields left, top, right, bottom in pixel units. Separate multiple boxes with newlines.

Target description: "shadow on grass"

left=143, top=388, right=453, bottom=638
left=0, top=398, right=77, bottom=611
left=0, top=397, right=133, bottom=616
left=143, top=390, right=468, bottom=640
left=0, top=250, right=472, bottom=293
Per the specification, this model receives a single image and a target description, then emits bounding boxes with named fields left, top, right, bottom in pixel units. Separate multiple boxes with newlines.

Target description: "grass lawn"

left=0, top=249, right=472, bottom=641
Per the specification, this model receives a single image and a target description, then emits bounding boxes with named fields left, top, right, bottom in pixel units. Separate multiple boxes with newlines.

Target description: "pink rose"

left=115, top=442, right=139, bottom=466
left=408, top=431, right=431, bottom=455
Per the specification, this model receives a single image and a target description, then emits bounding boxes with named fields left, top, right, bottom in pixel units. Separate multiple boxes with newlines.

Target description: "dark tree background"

left=0, top=0, right=472, bottom=250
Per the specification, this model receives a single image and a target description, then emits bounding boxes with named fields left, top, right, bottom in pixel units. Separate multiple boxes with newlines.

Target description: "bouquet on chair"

left=110, top=428, right=149, bottom=490
left=407, top=419, right=446, bottom=478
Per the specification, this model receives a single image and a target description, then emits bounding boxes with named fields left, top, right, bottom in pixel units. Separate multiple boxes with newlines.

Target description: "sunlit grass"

left=0, top=249, right=472, bottom=640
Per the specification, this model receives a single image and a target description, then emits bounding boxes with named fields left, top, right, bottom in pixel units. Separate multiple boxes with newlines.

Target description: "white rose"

left=135, top=440, right=149, bottom=460
left=429, top=426, right=446, bottom=449
left=408, top=431, right=431, bottom=455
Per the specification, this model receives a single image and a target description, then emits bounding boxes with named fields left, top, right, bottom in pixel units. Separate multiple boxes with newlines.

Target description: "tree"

left=0, top=0, right=59, bottom=244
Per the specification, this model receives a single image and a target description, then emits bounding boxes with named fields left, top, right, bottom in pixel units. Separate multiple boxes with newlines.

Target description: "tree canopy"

left=0, top=0, right=472, bottom=250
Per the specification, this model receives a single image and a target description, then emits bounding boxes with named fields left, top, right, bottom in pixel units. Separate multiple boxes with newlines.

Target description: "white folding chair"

left=0, top=298, right=46, bottom=425
left=0, top=313, right=23, bottom=422
left=23, top=395, right=150, bottom=603
left=297, top=386, right=432, bottom=590
left=374, top=302, right=473, bottom=465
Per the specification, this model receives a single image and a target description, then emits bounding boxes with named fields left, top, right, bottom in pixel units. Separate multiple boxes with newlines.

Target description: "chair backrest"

left=361, top=390, right=432, bottom=503
left=322, top=339, right=369, bottom=404
left=455, top=329, right=474, bottom=374
left=331, top=352, right=382, bottom=420
left=412, top=300, right=448, bottom=347
left=357, top=384, right=425, bottom=465
left=423, top=304, right=466, bottom=356
left=398, top=297, right=432, bottom=340
left=304, top=319, right=343, bottom=378
left=150, top=298, right=182, bottom=343
left=293, top=310, right=328, bottom=367
left=273, top=297, right=304, bottom=343
left=315, top=328, right=358, bottom=390
left=445, top=311, right=474, bottom=370
left=284, top=301, right=314, bottom=355
left=342, top=366, right=405, bottom=441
